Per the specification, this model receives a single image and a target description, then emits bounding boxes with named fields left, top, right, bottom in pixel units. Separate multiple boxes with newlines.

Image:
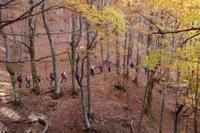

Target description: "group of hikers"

left=16, top=60, right=136, bottom=88
left=89, top=59, right=112, bottom=76
left=89, top=59, right=135, bottom=76
left=16, top=74, right=41, bottom=88
left=16, top=71, right=67, bottom=88
left=49, top=71, right=67, bottom=85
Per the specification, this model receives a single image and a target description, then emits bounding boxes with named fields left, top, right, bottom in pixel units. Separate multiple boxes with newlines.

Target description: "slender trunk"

left=174, top=104, right=184, bottom=133
left=138, top=80, right=149, bottom=133
left=42, top=2, right=61, bottom=98
left=80, top=82, right=91, bottom=129
left=106, top=43, right=110, bottom=61
left=71, top=45, right=78, bottom=95
left=134, top=33, right=140, bottom=84
left=126, top=31, right=132, bottom=78
left=146, top=23, right=153, bottom=80
left=4, top=38, right=21, bottom=105
left=29, top=0, right=40, bottom=94
left=122, top=32, right=128, bottom=88
left=174, top=67, right=181, bottom=133
left=123, top=32, right=128, bottom=69
left=0, top=28, right=21, bottom=106
left=146, top=71, right=156, bottom=119
left=186, top=116, right=189, bottom=133
left=194, top=59, right=199, bottom=133
left=116, top=31, right=120, bottom=75
left=70, top=14, right=82, bottom=96
left=86, top=21, right=94, bottom=119
left=159, top=71, right=169, bottom=133
left=76, top=56, right=91, bottom=129
left=87, top=50, right=93, bottom=116
left=101, top=43, right=104, bottom=66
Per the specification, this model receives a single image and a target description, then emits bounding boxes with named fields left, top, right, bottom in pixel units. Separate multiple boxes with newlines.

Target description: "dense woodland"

left=0, top=0, right=199, bottom=133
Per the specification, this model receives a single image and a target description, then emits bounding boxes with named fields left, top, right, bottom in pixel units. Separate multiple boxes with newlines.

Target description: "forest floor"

left=0, top=14, right=196, bottom=133
left=0, top=55, right=183, bottom=133
left=0, top=68, right=175, bottom=133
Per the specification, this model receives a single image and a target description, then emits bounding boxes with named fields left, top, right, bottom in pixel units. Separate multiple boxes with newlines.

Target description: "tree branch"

left=153, top=27, right=200, bottom=34
left=0, top=0, right=15, bottom=7
left=180, top=31, right=200, bottom=48
left=0, top=0, right=46, bottom=28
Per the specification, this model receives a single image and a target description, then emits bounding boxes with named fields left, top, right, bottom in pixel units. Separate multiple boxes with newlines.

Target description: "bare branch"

left=153, top=27, right=200, bottom=34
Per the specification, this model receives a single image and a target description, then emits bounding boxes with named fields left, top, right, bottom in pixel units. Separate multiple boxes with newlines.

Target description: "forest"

left=0, top=0, right=199, bottom=133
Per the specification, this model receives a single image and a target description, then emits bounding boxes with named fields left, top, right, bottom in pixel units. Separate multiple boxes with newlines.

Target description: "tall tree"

left=69, top=13, right=82, bottom=96
left=28, top=0, right=40, bottom=94
left=42, top=2, right=61, bottom=99
left=0, top=9, right=20, bottom=105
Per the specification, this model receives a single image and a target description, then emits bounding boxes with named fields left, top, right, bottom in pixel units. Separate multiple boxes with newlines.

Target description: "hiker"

left=25, top=74, right=31, bottom=88
left=90, top=66, right=95, bottom=76
left=144, top=65, right=148, bottom=74
left=37, top=75, right=42, bottom=83
left=49, top=72, right=55, bottom=85
left=130, top=62, right=135, bottom=69
left=17, top=74, right=22, bottom=88
left=115, top=59, right=120, bottom=68
left=61, top=71, right=67, bottom=83
left=107, top=60, right=112, bottom=73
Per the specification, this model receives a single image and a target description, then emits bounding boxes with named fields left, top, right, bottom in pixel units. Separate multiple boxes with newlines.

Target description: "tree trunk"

left=115, top=31, right=121, bottom=76
left=0, top=8, right=21, bottom=105
left=69, top=14, right=82, bottom=96
left=146, top=71, right=156, bottom=119
left=106, top=43, right=110, bottom=61
left=29, top=0, right=40, bottom=94
left=86, top=23, right=94, bottom=119
left=126, top=30, right=132, bottom=78
left=80, top=81, right=91, bottom=129
left=194, top=59, right=199, bottom=133
left=76, top=56, right=91, bottom=130
left=159, top=71, right=169, bottom=133
left=174, top=104, right=185, bottom=133
left=42, top=2, right=61, bottom=98
left=0, top=31, right=21, bottom=105
left=137, top=79, right=149, bottom=133
left=71, top=45, right=78, bottom=95
left=123, top=32, right=128, bottom=69
left=134, top=33, right=141, bottom=84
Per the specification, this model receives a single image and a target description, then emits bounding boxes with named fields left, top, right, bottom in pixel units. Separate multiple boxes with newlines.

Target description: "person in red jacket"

left=49, top=72, right=55, bottom=85
left=17, top=74, right=22, bottom=88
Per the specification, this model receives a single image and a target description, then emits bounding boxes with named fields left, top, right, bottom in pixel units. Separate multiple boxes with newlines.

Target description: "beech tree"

left=42, top=1, right=61, bottom=99
left=0, top=9, right=20, bottom=105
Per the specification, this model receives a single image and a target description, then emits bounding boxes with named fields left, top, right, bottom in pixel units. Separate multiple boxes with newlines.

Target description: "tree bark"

left=115, top=31, right=121, bottom=76
left=86, top=21, right=94, bottom=119
left=126, top=30, right=132, bottom=78
left=146, top=71, right=156, bottom=119
left=29, top=0, right=40, bottom=94
left=194, top=58, right=199, bottom=133
left=174, top=104, right=185, bottom=133
left=42, top=2, right=61, bottom=98
left=1, top=31, right=21, bottom=105
left=0, top=9, right=20, bottom=105
left=71, top=45, right=78, bottom=95
left=134, top=33, right=141, bottom=84
left=80, top=80, right=91, bottom=129
left=137, top=79, right=149, bottom=133
left=76, top=55, right=91, bottom=129
left=69, top=14, right=82, bottom=96
left=159, top=71, right=169, bottom=133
